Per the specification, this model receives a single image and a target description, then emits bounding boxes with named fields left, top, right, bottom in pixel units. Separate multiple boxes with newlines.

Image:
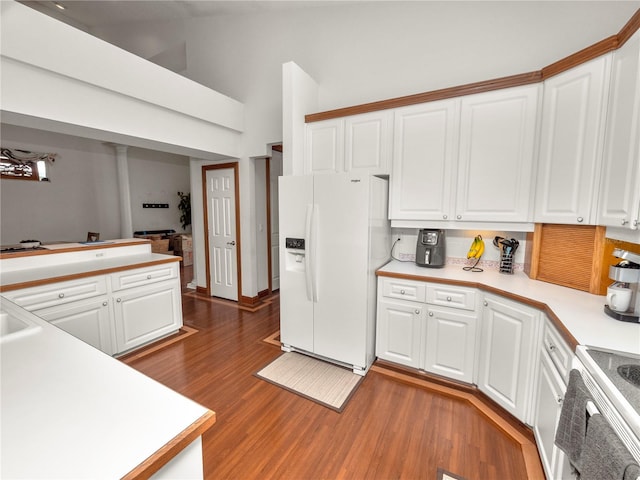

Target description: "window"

left=0, top=148, right=56, bottom=181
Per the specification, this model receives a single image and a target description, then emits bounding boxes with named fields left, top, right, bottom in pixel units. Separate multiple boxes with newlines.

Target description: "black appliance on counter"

left=415, top=229, right=445, bottom=268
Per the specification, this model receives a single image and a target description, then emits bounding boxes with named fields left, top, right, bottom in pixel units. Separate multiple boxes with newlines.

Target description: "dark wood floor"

left=122, top=279, right=541, bottom=480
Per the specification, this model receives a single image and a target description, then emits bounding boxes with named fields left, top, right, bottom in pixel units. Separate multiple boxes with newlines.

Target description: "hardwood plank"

left=122, top=289, right=541, bottom=479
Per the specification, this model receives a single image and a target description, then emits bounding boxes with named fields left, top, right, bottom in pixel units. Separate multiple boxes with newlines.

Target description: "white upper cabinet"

left=389, top=99, right=460, bottom=220
left=304, top=110, right=392, bottom=175
left=389, top=84, right=539, bottom=224
left=304, top=118, right=344, bottom=174
left=535, top=55, right=612, bottom=225
left=599, top=30, right=640, bottom=230
left=456, top=84, right=540, bottom=222
left=344, top=110, right=393, bottom=174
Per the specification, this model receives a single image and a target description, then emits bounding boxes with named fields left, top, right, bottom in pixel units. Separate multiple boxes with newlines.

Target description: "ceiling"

left=18, top=1, right=347, bottom=30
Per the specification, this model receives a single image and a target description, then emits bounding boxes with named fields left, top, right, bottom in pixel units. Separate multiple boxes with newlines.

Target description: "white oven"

left=574, top=346, right=640, bottom=468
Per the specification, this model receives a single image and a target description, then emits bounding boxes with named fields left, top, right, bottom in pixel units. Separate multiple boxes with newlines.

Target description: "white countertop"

left=378, top=260, right=640, bottom=355
left=0, top=298, right=212, bottom=479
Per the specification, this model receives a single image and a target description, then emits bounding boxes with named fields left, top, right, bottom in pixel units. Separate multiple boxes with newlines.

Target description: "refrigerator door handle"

left=304, top=204, right=314, bottom=302
left=309, top=204, right=319, bottom=302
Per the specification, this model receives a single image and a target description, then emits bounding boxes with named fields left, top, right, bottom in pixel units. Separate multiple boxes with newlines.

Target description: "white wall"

left=0, top=125, right=191, bottom=245
left=128, top=148, right=191, bottom=234
left=0, top=125, right=120, bottom=244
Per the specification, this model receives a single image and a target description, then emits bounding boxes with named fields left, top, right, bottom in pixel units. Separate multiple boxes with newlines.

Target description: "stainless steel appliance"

left=605, top=249, right=640, bottom=324
left=415, top=229, right=445, bottom=268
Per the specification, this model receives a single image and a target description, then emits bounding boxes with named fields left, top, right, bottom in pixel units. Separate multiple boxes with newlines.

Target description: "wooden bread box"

left=524, top=224, right=640, bottom=295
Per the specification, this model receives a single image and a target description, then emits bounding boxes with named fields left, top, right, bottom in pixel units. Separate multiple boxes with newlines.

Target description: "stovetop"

left=586, top=348, right=640, bottom=414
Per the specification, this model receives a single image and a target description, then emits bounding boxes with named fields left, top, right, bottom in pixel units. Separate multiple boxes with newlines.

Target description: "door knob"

left=227, top=241, right=236, bottom=246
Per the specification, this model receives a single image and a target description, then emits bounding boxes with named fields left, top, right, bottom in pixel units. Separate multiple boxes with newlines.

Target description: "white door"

left=270, top=154, right=282, bottom=290
left=376, top=298, right=424, bottom=368
left=206, top=168, right=238, bottom=301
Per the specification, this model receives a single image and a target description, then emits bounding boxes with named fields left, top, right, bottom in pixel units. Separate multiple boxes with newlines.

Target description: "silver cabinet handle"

left=622, top=219, right=629, bottom=225
left=483, top=300, right=488, bottom=307
left=400, top=289, right=405, bottom=295
left=227, top=240, right=236, bottom=246
left=428, top=311, right=433, bottom=317
left=549, top=343, right=556, bottom=352
left=634, top=219, right=639, bottom=227
left=58, top=293, right=65, bottom=299
left=577, top=217, right=584, bottom=223
left=102, top=301, right=108, bottom=307
left=557, top=396, right=563, bottom=405
left=116, top=298, right=122, bottom=303
left=147, top=275, right=152, bottom=280
left=456, top=215, right=462, bottom=220
left=446, top=296, right=452, bottom=302
left=416, top=309, right=421, bottom=315
left=443, top=215, right=448, bottom=220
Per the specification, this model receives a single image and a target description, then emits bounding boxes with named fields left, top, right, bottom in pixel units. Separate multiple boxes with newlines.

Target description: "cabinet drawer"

left=381, top=277, right=426, bottom=302
left=426, top=284, right=476, bottom=311
left=111, top=264, right=178, bottom=292
left=542, top=319, right=573, bottom=382
left=3, top=276, right=107, bottom=311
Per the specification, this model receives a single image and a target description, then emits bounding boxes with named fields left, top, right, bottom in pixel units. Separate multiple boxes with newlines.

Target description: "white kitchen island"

left=0, top=298, right=215, bottom=479
left=0, top=239, right=215, bottom=478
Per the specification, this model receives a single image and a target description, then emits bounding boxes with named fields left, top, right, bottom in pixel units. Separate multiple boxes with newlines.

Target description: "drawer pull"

left=428, top=311, right=433, bottom=317
left=117, top=298, right=122, bottom=303
left=456, top=215, right=462, bottom=220
left=446, top=296, right=452, bottom=302
left=102, top=301, right=108, bottom=307
left=416, top=309, right=422, bottom=315
left=548, top=343, right=556, bottom=352
left=483, top=301, right=488, bottom=307
left=557, top=396, right=563, bottom=405
left=147, top=275, right=152, bottom=280
left=442, top=215, right=448, bottom=220
left=577, top=217, right=584, bottom=223
left=400, top=289, right=405, bottom=295
left=58, top=293, right=65, bottom=299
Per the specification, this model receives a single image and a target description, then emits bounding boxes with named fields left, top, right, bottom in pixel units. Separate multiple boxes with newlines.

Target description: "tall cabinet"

left=599, top=29, right=640, bottom=230
left=535, top=55, right=612, bottom=225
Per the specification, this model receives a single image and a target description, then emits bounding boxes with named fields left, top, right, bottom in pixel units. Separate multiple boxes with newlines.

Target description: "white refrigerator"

left=278, top=173, right=391, bottom=375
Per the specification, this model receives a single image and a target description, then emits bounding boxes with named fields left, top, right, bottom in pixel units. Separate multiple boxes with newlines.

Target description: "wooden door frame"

left=202, top=162, right=242, bottom=302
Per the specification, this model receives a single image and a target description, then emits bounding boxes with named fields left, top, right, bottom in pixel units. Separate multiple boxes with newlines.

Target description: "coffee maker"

left=604, top=248, right=640, bottom=323
left=415, top=229, right=446, bottom=268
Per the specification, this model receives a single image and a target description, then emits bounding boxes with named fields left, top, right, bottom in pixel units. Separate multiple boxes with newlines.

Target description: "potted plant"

left=177, top=191, right=191, bottom=230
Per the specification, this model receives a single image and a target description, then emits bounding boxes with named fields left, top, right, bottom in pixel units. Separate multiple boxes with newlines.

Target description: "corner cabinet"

left=304, top=110, right=392, bottom=175
left=477, top=293, right=540, bottom=423
left=535, top=54, right=612, bottom=225
left=598, top=29, right=640, bottom=230
left=389, top=84, right=539, bottom=223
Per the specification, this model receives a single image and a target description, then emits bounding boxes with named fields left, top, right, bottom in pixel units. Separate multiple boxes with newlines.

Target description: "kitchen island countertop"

left=0, top=298, right=215, bottom=479
left=377, top=260, right=640, bottom=355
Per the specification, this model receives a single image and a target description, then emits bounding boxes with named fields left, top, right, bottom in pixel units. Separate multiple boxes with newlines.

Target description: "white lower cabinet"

left=376, top=298, right=424, bottom=368
left=2, top=262, right=183, bottom=356
left=423, top=306, right=477, bottom=384
left=112, top=280, right=182, bottom=354
left=37, top=296, right=115, bottom=355
left=477, top=294, right=540, bottom=423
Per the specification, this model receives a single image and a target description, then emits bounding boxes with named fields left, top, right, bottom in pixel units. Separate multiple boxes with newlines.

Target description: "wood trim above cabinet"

left=306, top=8, right=640, bottom=123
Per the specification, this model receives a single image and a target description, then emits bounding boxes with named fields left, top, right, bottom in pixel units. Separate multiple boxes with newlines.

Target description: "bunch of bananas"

left=467, top=235, right=485, bottom=260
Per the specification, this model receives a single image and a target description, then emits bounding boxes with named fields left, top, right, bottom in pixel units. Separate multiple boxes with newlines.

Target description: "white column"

left=114, top=144, right=133, bottom=238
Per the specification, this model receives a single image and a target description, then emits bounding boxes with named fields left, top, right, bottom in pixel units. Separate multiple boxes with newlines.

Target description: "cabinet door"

left=478, top=294, right=539, bottom=422
left=344, top=110, right=392, bottom=174
left=599, top=31, right=640, bottom=230
left=304, top=119, right=345, bottom=174
left=376, top=298, right=424, bottom=368
left=535, top=55, right=611, bottom=225
left=112, top=280, right=182, bottom=354
left=456, top=85, right=539, bottom=222
left=423, top=307, right=477, bottom=384
left=37, top=296, right=114, bottom=355
left=533, top=350, right=572, bottom=480
left=389, top=99, right=460, bottom=221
